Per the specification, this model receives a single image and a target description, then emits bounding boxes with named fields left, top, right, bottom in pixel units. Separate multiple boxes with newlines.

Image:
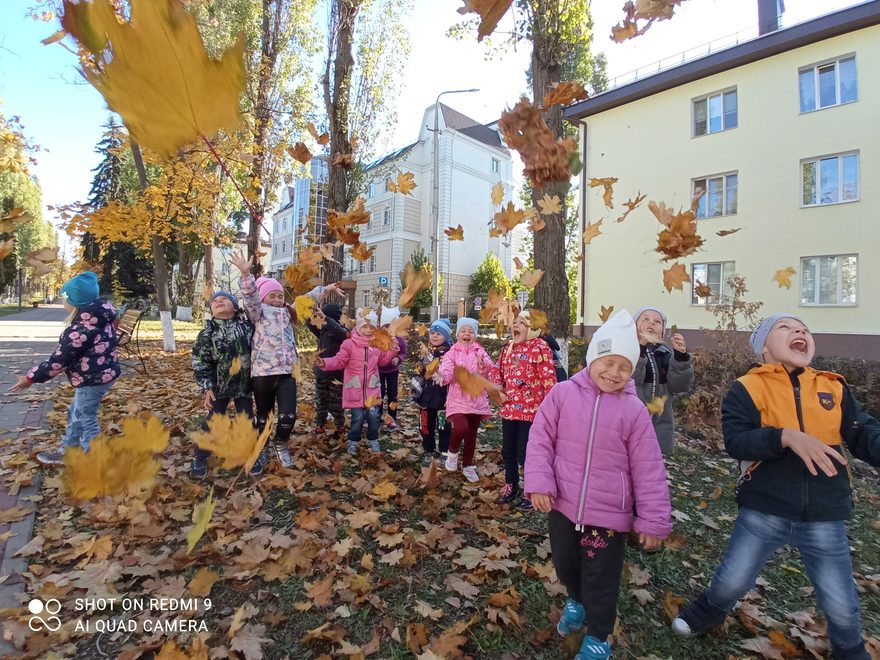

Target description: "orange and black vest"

left=722, top=364, right=853, bottom=522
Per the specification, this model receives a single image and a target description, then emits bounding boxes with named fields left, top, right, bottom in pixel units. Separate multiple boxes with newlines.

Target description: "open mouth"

left=600, top=376, right=618, bottom=387
left=790, top=338, right=808, bottom=354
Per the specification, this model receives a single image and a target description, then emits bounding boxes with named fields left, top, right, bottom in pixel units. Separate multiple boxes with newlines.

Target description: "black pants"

left=420, top=408, right=450, bottom=454
left=549, top=510, right=627, bottom=641
left=252, top=374, right=297, bottom=447
left=195, top=395, right=253, bottom=462
left=379, top=371, right=399, bottom=420
left=315, top=376, right=344, bottom=429
left=501, top=419, right=532, bottom=488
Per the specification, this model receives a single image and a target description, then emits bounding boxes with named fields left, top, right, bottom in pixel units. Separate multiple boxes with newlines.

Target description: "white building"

left=343, top=104, right=517, bottom=314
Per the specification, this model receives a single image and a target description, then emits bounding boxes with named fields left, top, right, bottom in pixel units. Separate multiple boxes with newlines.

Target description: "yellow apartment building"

left=564, top=1, right=880, bottom=358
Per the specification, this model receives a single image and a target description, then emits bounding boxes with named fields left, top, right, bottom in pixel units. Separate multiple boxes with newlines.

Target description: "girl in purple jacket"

left=377, top=306, right=407, bottom=431
left=525, top=310, right=672, bottom=660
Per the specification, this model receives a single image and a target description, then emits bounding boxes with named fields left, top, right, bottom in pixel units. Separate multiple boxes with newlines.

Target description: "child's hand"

left=670, top=333, right=687, bottom=353
left=391, top=357, right=401, bottom=367
left=315, top=357, right=325, bottom=369
left=639, top=533, right=662, bottom=551
left=9, top=375, right=31, bottom=393
left=497, top=391, right=508, bottom=404
left=530, top=493, right=553, bottom=512
left=230, top=251, right=253, bottom=276
left=203, top=389, right=216, bottom=411
left=782, top=429, right=847, bottom=477
left=430, top=372, right=444, bottom=385
left=323, top=282, right=343, bottom=298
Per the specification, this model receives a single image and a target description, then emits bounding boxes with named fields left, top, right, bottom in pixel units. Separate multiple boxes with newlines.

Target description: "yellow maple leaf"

left=527, top=309, right=549, bottom=333
left=186, top=487, right=215, bottom=554
left=491, top=181, right=505, bottom=206
left=60, top=0, right=246, bottom=158
left=453, top=366, right=504, bottom=405
left=582, top=219, right=603, bottom=245
left=456, top=0, right=514, bottom=41
left=350, top=241, right=374, bottom=262
left=188, top=568, right=221, bottom=598
left=519, top=269, right=543, bottom=288
left=445, top=225, right=464, bottom=241
left=371, top=480, right=398, bottom=502
left=387, top=172, right=416, bottom=195
left=414, top=322, right=429, bottom=337
left=646, top=395, right=668, bottom=415
left=399, top=262, right=432, bottom=308
left=589, top=177, right=618, bottom=209
left=537, top=194, right=562, bottom=216
left=493, top=202, right=532, bottom=235
left=116, top=415, right=170, bottom=454
left=294, top=295, right=316, bottom=324
left=190, top=412, right=272, bottom=471
left=663, top=262, right=690, bottom=293
left=772, top=266, right=797, bottom=289
left=229, top=356, right=242, bottom=377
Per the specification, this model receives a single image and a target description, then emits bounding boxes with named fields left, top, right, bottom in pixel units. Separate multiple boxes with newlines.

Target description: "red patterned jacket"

left=493, top=337, right=557, bottom=421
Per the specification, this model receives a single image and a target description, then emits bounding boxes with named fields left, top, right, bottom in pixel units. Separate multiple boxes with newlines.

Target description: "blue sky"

left=0, top=0, right=860, bottom=248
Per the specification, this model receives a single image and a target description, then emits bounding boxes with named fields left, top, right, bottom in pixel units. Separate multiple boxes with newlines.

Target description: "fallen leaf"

left=186, top=487, right=215, bottom=554
left=662, top=591, right=686, bottom=622
left=188, top=568, right=221, bottom=597
left=741, top=636, right=786, bottom=660
left=414, top=600, right=444, bottom=620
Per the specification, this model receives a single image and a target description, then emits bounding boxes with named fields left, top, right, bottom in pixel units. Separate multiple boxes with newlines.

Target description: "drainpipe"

left=575, top=118, right=588, bottom=338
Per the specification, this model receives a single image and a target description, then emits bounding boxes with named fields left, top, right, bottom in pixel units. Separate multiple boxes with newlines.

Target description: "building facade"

left=565, top=1, right=880, bottom=358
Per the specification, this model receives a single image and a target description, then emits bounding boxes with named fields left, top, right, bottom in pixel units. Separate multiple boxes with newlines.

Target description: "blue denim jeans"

left=348, top=406, right=380, bottom=445
left=62, top=382, right=114, bottom=451
left=705, top=507, right=864, bottom=653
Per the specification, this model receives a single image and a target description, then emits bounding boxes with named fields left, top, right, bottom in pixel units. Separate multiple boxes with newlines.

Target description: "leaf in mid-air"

left=60, top=0, right=246, bottom=158
left=598, top=305, right=614, bottom=322
left=387, top=172, right=417, bottom=195
left=582, top=220, right=603, bottom=245
left=518, top=269, right=543, bottom=288
left=287, top=142, right=311, bottom=165
left=772, top=266, right=797, bottom=289
left=663, top=263, right=690, bottom=293
left=537, top=194, right=562, bottom=216
left=490, top=181, right=505, bottom=206
left=456, top=0, right=514, bottom=41
left=445, top=225, right=464, bottom=241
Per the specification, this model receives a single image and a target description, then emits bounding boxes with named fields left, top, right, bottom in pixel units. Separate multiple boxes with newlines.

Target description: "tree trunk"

left=203, top=241, right=214, bottom=300
left=131, top=143, right=175, bottom=352
left=175, top=248, right=195, bottom=321
left=322, top=0, right=362, bottom=285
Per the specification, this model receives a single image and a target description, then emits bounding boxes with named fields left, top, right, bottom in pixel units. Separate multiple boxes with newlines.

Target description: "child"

left=672, top=314, right=880, bottom=660
left=307, top=303, right=348, bottom=436
left=315, top=309, right=398, bottom=455
left=525, top=310, right=671, bottom=660
left=230, top=252, right=337, bottom=468
left=9, top=272, right=120, bottom=466
left=412, top=318, right=453, bottom=468
left=377, top=306, right=407, bottom=431
left=190, top=291, right=257, bottom=479
left=632, top=306, right=693, bottom=455
left=494, top=310, right=557, bottom=508
left=437, top=317, right=498, bottom=483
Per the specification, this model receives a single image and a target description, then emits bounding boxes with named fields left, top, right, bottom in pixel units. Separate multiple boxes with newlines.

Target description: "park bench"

left=115, top=307, right=146, bottom=374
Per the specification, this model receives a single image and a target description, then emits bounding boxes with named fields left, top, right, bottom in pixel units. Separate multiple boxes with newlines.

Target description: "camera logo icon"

left=27, top=598, right=61, bottom=632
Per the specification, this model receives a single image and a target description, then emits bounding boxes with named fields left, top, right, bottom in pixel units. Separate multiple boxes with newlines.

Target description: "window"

left=281, top=240, right=286, bottom=254
left=799, top=56, right=857, bottom=112
left=491, top=158, right=499, bottom=173
left=801, top=153, right=858, bottom=206
left=383, top=208, right=391, bottom=226
left=367, top=182, right=377, bottom=199
left=363, top=292, right=370, bottom=307
left=691, top=261, right=735, bottom=305
left=369, top=255, right=376, bottom=273
left=800, top=255, right=857, bottom=306
left=693, top=89, right=737, bottom=136
left=358, top=259, right=365, bottom=274
left=693, top=172, right=738, bottom=217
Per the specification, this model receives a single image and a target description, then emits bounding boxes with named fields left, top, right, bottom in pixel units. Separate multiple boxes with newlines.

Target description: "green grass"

left=0, top=303, right=28, bottom=317
left=137, top=318, right=202, bottom=341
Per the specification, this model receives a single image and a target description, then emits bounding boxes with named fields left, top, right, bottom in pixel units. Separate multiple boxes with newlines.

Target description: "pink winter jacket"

left=320, top=330, right=397, bottom=409
left=438, top=341, right=498, bottom=417
left=524, top=369, right=672, bottom=538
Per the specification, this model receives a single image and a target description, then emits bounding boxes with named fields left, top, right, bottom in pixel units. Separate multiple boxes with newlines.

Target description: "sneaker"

left=518, top=497, right=533, bottom=511
left=557, top=598, right=585, bottom=636
left=421, top=452, right=434, bottom=469
left=574, top=635, right=611, bottom=660
left=274, top=442, right=293, bottom=468
left=347, top=442, right=359, bottom=455
left=498, top=483, right=518, bottom=504
left=313, top=426, right=326, bottom=435
left=462, top=465, right=479, bottom=483
left=387, top=420, right=398, bottom=431
left=189, top=457, right=208, bottom=480
left=369, top=439, right=381, bottom=453
left=248, top=455, right=264, bottom=477
left=36, top=450, right=65, bottom=467
left=444, top=452, right=459, bottom=472
left=671, top=617, right=693, bottom=637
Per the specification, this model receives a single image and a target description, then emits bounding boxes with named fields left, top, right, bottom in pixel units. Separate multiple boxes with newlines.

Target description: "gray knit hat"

left=633, top=306, right=667, bottom=331
left=749, top=313, right=807, bottom=359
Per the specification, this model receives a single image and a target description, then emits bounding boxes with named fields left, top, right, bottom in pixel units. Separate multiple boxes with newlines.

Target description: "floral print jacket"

left=28, top=298, right=121, bottom=388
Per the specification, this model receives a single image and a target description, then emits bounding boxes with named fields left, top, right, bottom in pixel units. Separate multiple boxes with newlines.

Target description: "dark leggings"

left=549, top=510, right=627, bottom=641
left=448, top=413, right=482, bottom=467
left=379, top=371, right=399, bottom=420
left=195, top=395, right=253, bottom=462
left=420, top=408, right=451, bottom=454
left=252, top=374, right=297, bottom=447
left=501, top=419, right=531, bottom=488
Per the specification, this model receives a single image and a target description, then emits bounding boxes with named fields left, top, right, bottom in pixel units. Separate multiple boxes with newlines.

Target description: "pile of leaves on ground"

left=1, top=340, right=878, bottom=659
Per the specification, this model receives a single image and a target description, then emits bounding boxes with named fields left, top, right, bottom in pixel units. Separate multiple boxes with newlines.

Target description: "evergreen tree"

left=406, top=246, right=441, bottom=318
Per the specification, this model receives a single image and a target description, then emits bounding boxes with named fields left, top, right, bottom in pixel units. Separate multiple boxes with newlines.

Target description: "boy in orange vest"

left=672, top=314, right=879, bottom=660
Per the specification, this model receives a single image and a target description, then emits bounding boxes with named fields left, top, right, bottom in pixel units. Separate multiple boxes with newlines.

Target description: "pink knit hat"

left=255, top=276, right=284, bottom=301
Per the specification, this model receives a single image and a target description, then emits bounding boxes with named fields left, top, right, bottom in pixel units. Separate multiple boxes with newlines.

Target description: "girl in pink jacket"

left=437, top=317, right=498, bottom=483
left=317, top=309, right=398, bottom=455
left=525, top=310, right=672, bottom=660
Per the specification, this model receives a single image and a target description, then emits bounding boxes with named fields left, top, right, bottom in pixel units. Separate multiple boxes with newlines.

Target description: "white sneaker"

left=274, top=443, right=293, bottom=468
left=444, top=452, right=459, bottom=472
left=671, top=617, right=693, bottom=637
left=462, top=465, right=479, bottom=483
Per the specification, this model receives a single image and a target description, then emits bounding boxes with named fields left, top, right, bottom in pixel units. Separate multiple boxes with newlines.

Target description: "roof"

left=564, top=0, right=880, bottom=121
left=366, top=142, right=418, bottom=170
left=441, top=104, right=507, bottom=151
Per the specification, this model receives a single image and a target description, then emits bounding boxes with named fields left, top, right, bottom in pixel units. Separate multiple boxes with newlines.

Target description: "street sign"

left=473, top=296, right=482, bottom=310
left=378, top=276, right=389, bottom=286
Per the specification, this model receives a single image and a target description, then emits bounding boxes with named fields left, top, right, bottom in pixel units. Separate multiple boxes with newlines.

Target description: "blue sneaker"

left=556, top=598, right=585, bottom=636
left=189, top=456, right=208, bottom=480
left=574, top=635, right=611, bottom=660
left=347, top=442, right=358, bottom=455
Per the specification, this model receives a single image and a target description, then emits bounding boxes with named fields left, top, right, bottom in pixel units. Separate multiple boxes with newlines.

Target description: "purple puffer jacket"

left=319, top=330, right=397, bottom=409
left=524, top=369, right=672, bottom=538
left=438, top=341, right=498, bottom=417
left=378, top=336, right=407, bottom=374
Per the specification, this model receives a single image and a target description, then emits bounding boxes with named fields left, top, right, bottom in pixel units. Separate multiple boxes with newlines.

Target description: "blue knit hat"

left=750, top=313, right=807, bottom=360
left=210, top=291, right=240, bottom=311
left=60, top=272, right=100, bottom=307
left=429, top=318, right=453, bottom=345
left=456, top=316, right=478, bottom=336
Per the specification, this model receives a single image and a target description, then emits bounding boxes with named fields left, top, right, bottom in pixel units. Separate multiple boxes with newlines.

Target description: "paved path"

left=0, top=304, right=68, bottom=643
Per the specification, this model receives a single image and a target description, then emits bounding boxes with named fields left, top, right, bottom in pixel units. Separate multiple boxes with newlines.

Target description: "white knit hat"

left=585, top=309, right=640, bottom=370
left=379, top=306, right=400, bottom=327
left=356, top=308, right=378, bottom=328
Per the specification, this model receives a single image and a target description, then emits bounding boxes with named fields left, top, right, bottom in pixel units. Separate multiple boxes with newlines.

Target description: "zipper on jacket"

left=620, top=472, right=626, bottom=511
left=363, top=348, right=369, bottom=407
left=576, top=394, right=602, bottom=531
left=790, top=371, right=809, bottom=518
left=646, top=349, right=658, bottom=400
